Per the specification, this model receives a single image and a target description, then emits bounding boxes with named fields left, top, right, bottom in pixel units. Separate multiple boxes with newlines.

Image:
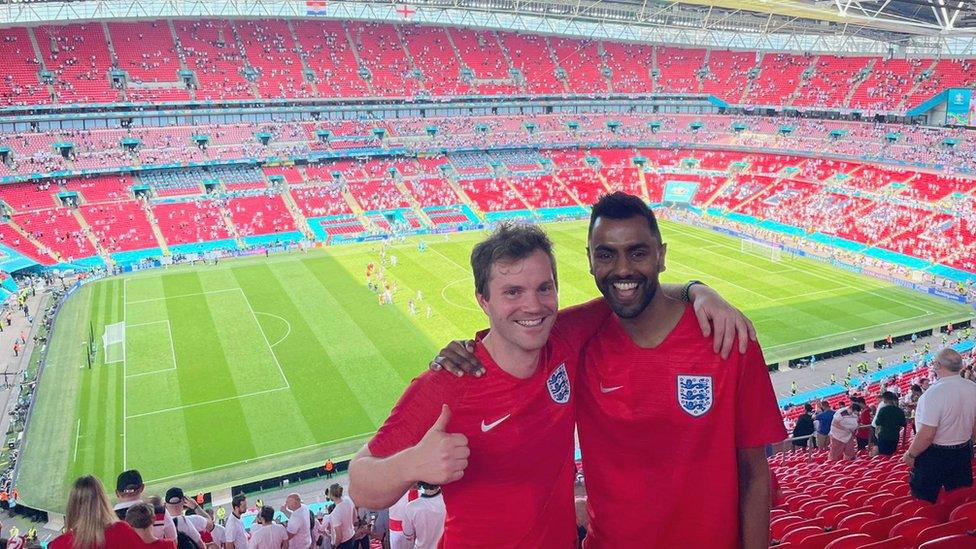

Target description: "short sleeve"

left=735, top=341, right=787, bottom=448
left=368, top=372, right=453, bottom=458
left=551, top=298, right=611, bottom=345
left=915, top=393, right=940, bottom=428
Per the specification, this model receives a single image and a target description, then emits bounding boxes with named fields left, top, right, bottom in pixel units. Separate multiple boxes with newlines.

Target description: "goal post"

left=740, top=239, right=782, bottom=262
left=102, top=321, right=125, bottom=364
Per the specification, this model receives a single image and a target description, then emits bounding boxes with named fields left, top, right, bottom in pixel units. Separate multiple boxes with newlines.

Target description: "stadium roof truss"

left=1, top=0, right=975, bottom=55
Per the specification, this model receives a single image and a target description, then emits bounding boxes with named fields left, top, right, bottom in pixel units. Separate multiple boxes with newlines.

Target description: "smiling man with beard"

left=577, top=192, right=785, bottom=548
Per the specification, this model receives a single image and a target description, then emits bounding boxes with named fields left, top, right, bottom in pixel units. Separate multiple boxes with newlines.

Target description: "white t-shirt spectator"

left=173, top=515, right=205, bottom=549
left=248, top=523, right=287, bottom=549
left=329, top=499, right=355, bottom=546
left=916, top=375, right=976, bottom=445
left=829, top=408, right=859, bottom=443
left=185, top=515, right=222, bottom=547
left=285, top=505, right=312, bottom=549
left=209, top=524, right=227, bottom=547
left=225, top=513, right=249, bottom=549
left=403, top=494, right=446, bottom=549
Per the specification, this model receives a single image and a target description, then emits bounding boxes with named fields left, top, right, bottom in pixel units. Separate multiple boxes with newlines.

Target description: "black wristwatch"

left=681, top=280, right=706, bottom=302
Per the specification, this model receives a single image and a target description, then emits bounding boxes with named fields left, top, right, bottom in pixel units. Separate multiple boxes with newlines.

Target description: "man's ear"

left=476, top=291, right=489, bottom=314
left=659, top=243, right=667, bottom=273
left=586, top=246, right=594, bottom=275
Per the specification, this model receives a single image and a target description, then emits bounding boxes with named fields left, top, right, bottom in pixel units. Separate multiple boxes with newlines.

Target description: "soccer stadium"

left=0, top=0, right=975, bottom=545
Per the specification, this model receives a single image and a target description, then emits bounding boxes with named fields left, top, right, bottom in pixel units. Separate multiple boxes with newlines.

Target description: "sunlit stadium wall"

left=2, top=0, right=975, bottom=56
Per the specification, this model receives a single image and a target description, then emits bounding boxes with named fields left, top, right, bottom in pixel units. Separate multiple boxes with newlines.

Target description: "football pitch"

left=18, top=220, right=973, bottom=511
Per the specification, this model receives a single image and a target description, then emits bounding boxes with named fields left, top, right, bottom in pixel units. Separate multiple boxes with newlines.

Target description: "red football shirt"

left=49, top=521, right=144, bottom=549
left=368, top=301, right=608, bottom=548
left=577, top=305, right=786, bottom=548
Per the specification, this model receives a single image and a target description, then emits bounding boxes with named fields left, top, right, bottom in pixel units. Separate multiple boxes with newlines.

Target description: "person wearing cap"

left=116, top=470, right=178, bottom=542
left=248, top=506, right=287, bottom=549
left=165, top=487, right=208, bottom=549
left=279, top=494, right=312, bottom=549
left=401, top=483, right=444, bottom=549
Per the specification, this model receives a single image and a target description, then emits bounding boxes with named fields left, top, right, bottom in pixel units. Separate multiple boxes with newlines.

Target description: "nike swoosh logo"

left=600, top=384, right=623, bottom=393
left=480, top=414, right=511, bottom=432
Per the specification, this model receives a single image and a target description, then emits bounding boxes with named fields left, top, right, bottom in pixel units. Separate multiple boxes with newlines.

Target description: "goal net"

left=103, top=321, right=125, bottom=363
left=741, top=239, right=782, bottom=262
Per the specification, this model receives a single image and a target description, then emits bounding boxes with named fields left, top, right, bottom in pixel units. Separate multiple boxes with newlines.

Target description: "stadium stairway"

left=499, top=173, right=537, bottom=214
left=142, top=203, right=171, bottom=256
left=738, top=51, right=761, bottom=104
left=217, top=203, right=246, bottom=248
left=26, top=28, right=57, bottom=105
left=729, top=170, right=793, bottom=214
left=896, top=59, right=940, bottom=112
left=549, top=171, right=588, bottom=209
left=70, top=208, right=114, bottom=264
left=842, top=59, right=875, bottom=108
left=280, top=185, right=315, bottom=240
left=636, top=166, right=651, bottom=202
left=785, top=55, right=821, bottom=106
left=389, top=170, right=435, bottom=228
left=701, top=174, right=738, bottom=208
left=167, top=20, right=197, bottom=101
left=340, top=185, right=373, bottom=230
left=441, top=171, right=483, bottom=221
left=5, top=217, right=61, bottom=263
left=342, top=23, right=375, bottom=96
left=287, top=20, right=321, bottom=97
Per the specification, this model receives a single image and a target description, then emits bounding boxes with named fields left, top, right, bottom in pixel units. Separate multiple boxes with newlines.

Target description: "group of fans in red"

left=348, top=192, right=786, bottom=548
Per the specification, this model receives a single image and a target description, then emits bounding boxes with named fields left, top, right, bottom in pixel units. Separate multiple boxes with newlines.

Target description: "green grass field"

left=18, top=220, right=973, bottom=512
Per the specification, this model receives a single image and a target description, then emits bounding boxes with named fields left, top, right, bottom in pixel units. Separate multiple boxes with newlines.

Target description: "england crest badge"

left=547, top=363, right=571, bottom=404
left=677, top=375, right=713, bottom=417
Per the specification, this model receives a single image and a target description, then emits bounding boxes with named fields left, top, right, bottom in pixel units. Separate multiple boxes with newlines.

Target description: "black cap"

left=116, top=470, right=143, bottom=493
left=165, top=487, right=185, bottom=505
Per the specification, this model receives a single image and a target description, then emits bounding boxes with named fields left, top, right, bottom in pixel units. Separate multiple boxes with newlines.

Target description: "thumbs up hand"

left=409, top=404, right=470, bottom=485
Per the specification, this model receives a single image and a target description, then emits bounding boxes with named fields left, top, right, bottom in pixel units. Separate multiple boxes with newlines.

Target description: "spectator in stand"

left=855, top=397, right=873, bottom=451
left=873, top=391, right=907, bottom=456
left=248, top=506, right=287, bottom=549
left=904, top=348, right=976, bottom=503
left=224, top=494, right=249, bottom=549
left=326, top=484, right=355, bottom=549
left=279, top=494, right=312, bottom=549
left=401, top=483, right=445, bottom=549
left=829, top=402, right=862, bottom=461
left=50, top=476, right=144, bottom=549
left=126, top=502, right=177, bottom=549
left=791, top=403, right=815, bottom=450
left=115, top=470, right=177, bottom=542
left=164, top=487, right=209, bottom=549
left=813, top=400, right=835, bottom=449
left=387, top=489, right=415, bottom=549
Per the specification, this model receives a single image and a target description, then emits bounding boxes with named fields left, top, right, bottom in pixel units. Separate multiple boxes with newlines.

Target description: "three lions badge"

left=677, top=375, right=713, bottom=417
left=547, top=363, right=570, bottom=404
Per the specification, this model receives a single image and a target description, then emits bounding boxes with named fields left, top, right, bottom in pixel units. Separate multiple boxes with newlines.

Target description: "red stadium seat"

left=781, top=526, right=825, bottom=544
left=861, top=515, right=904, bottom=540
left=950, top=501, right=976, bottom=528
left=818, top=504, right=853, bottom=528
left=942, top=487, right=976, bottom=508
left=880, top=495, right=916, bottom=516
left=857, top=536, right=912, bottom=549
left=771, top=515, right=808, bottom=541
left=836, top=511, right=879, bottom=533
left=893, top=499, right=933, bottom=517
left=889, top=517, right=939, bottom=544
left=918, top=535, right=976, bottom=549
left=824, top=533, right=875, bottom=549
left=862, top=492, right=895, bottom=512
left=799, top=498, right=832, bottom=517
left=916, top=503, right=956, bottom=523
left=796, top=529, right=851, bottom=549
left=916, top=520, right=973, bottom=547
